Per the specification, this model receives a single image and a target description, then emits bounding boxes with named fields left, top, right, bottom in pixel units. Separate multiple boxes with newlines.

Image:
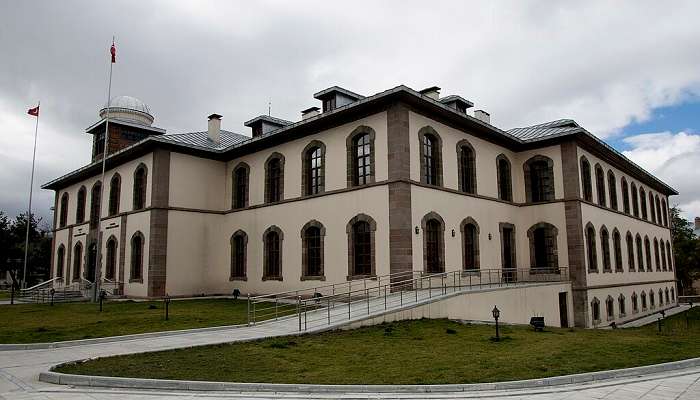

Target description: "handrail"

left=20, top=277, right=59, bottom=293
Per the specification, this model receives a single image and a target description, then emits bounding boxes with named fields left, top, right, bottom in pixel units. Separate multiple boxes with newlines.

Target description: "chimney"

left=474, top=110, right=490, bottom=124
left=419, top=86, right=441, bottom=100
left=207, top=113, right=222, bottom=144
left=695, top=217, right=700, bottom=230
left=301, top=106, right=320, bottom=120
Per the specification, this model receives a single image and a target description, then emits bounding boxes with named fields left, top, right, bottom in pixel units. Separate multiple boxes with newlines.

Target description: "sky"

left=1, top=1, right=699, bottom=226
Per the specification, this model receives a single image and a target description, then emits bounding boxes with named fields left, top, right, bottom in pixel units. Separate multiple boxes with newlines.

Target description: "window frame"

left=262, top=226, right=283, bottom=280
left=231, top=162, right=250, bottom=209
left=301, top=220, right=325, bottom=280
left=108, top=173, right=121, bottom=216
left=346, top=214, right=376, bottom=279
left=422, top=212, right=445, bottom=273
left=129, top=231, right=144, bottom=282
left=456, top=140, right=477, bottom=194
left=346, top=126, right=376, bottom=187
left=230, top=230, right=248, bottom=280
left=496, top=154, right=513, bottom=202
left=133, top=164, right=148, bottom=211
left=460, top=217, right=480, bottom=271
left=301, top=141, right=326, bottom=196
left=524, top=155, right=555, bottom=203
left=418, top=127, right=443, bottom=186
left=264, top=153, right=285, bottom=204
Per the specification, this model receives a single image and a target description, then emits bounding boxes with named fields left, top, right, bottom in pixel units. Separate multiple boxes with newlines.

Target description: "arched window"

left=671, top=287, right=675, bottom=302
left=636, top=234, right=644, bottom=272
left=461, top=218, right=480, bottom=271
left=265, top=153, right=285, bottom=203
left=631, top=183, right=639, bottom=217
left=621, top=178, right=630, bottom=214
left=347, top=214, right=376, bottom=278
left=595, top=164, right=606, bottom=207
left=528, top=222, right=559, bottom=271
left=500, top=223, right=516, bottom=275
left=658, top=289, right=664, bottom=306
left=649, top=192, right=656, bottom=223
left=626, top=232, right=635, bottom=272
left=586, top=224, right=598, bottom=272
left=632, top=292, right=639, bottom=313
left=639, top=187, right=647, bottom=220
left=419, top=129, right=442, bottom=186
left=302, top=142, right=325, bottom=196
left=613, top=229, right=623, bottom=272
left=524, top=156, right=554, bottom=202
left=580, top=157, right=592, bottom=202
left=232, top=163, right=249, bottom=209
left=665, top=288, right=670, bottom=304
left=662, top=199, right=668, bottom=226
left=76, top=186, right=86, bottom=224
left=56, top=245, right=65, bottom=278
left=591, top=297, right=601, bottom=323
left=90, top=181, right=102, bottom=229
left=263, top=226, right=283, bottom=280
left=655, top=196, right=662, bottom=226
left=130, top=232, right=144, bottom=281
left=608, top=170, right=618, bottom=210
left=496, top=154, right=512, bottom=201
left=302, top=222, right=325, bottom=278
left=605, top=295, right=614, bottom=320
left=457, top=140, right=476, bottom=194
left=105, top=237, right=117, bottom=280
left=666, top=241, right=673, bottom=271
left=660, top=239, right=667, bottom=270
left=618, top=294, right=626, bottom=316
left=133, top=164, right=147, bottom=210
left=600, top=226, right=611, bottom=272
left=72, top=242, right=82, bottom=281
left=422, top=213, right=445, bottom=273
left=649, top=290, right=655, bottom=308
left=641, top=291, right=647, bottom=310
left=644, top=236, right=652, bottom=272
left=230, top=230, right=247, bottom=280
left=59, top=193, right=69, bottom=228
left=654, top=238, right=661, bottom=271
left=347, top=126, right=375, bottom=187
left=108, top=174, right=121, bottom=216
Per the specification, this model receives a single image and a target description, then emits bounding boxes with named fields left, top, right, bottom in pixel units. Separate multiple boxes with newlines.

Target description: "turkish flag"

left=27, top=106, right=39, bottom=117
left=110, top=42, right=116, bottom=63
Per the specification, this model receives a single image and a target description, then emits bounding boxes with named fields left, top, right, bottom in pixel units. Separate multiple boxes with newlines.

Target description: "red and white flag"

left=27, top=105, right=39, bottom=117
left=110, top=41, right=116, bottom=63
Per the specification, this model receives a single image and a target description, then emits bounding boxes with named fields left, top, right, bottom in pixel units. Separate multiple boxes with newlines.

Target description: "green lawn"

left=56, top=307, right=700, bottom=385
left=0, top=298, right=260, bottom=343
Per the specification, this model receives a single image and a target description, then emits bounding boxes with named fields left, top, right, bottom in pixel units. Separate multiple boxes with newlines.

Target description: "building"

left=42, top=85, right=678, bottom=328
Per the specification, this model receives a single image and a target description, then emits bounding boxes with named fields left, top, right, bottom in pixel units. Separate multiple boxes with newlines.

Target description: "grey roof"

left=506, top=119, right=581, bottom=141
left=439, top=95, right=474, bottom=108
left=313, top=86, right=365, bottom=100
left=156, top=130, right=250, bottom=151
left=84, top=117, right=166, bottom=134
left=243, top=115, right=293, bottom=127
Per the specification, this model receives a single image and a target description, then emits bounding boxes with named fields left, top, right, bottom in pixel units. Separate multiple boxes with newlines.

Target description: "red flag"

left=110, top=41, right=116, bottom=63
left=27, top=105, right=39, bottom=117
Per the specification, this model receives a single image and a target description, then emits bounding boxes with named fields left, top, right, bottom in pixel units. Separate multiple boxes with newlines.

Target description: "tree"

left=670, top=206, right=700, bottom=295
left=0, top=211, right=52, bottom=289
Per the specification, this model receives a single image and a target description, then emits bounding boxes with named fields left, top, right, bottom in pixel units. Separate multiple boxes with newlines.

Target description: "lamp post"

left=49, top=288, right=55, bottom=306
left=492, top=305, right=501, bottom=341
left=98, top=289, right=106, bottom=312
left=164, top=293, right=171, bottom=321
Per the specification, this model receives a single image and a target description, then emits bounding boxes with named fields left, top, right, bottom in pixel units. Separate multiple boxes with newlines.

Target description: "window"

left=586, top=224, right=598, bottom=272
left=461, top=218, right=480, bottom=271
left=232, top=163, right=249, bottom=209
left=302, top=142, right=325, bottom=196
left=649, top=290, right=655, bottom=308
left=528, top=223, right=559, bottom=271
left=608, top=170, right=618, bottom=210
left=302, top=223, right=324, bottom=278
left=631, top=183, right=639, bottom=217
left=632, top=292, right=638, bottom=313
left=59, top=193, right=69, bottom=228
left=423, top=214, right=445, bottom=273
left=130, top=232, right=144, bottom=281
left=420, top=131, right=442, bottom=186
left=601, top=227, right=611, bottom=272
left=665, top=288, right=670, bottom=304
left=90, top=181, right=102, bottom=229
left=655, top=196, right=662, bottom=226
left=640, top=187, right=647, bottom=220
left=349, top=216, right=375, bottom=277
left=581, top=157, right=592, bottom=202
left=265, top=154, right=285, bottom=203
left=613, top=230, right=623, bottom=272
left=649, top=192, right=656, bottom=223
left=626, top=232, right=635, bottom=272
left=644, top=236, right=652, bottom=272
left=619, top=294, right=626, bottom=316
left=105, top=237, right=117, bottom=280
left=73, top=242, right=82, bottom=281
left=263, top=227, right=283, bottom=280
left=621, top=178, right=630, bottom=214
left=322, top=97, right=336, bottom=112
left=56, top=245, right=65, bottom=278
left=660, top=239, right=667, bottom=270
left=595, top=164, right=606, bottom=207
left=347, top=126, right=375, bottom=187
left=497, top=155, right=512, bottom=201
left=606, top=296, right=614, bottom=320
left=658, top=289, right=664, bottom=306
left=457, top=141, right=476, bottom=194
left=662, top=199, right=668, bottom=226
left=76, top=186, right=86, bottom=223
left=230, top=231, right=247, bottom=280
left=500, top=223, right=516, bottom=277
left=591, top=297, right=601, bottom=323
left=133, top=164, right=147, bottom=210
left=641, top=291, right=647, bottom=310
left=654, top=239, right=661, bottom=271
left=524, top=156, right=554, bottom=202
left=666, top=241, right=673, bottom=270
left=108, top=174, right=121, bottom=216
left=636, top=235, right=644, bottom=272
left=671, top=288, right=675, bottom=302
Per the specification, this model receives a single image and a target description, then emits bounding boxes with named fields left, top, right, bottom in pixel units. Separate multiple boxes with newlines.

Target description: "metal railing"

left=248, top=267, right=569, bottom=331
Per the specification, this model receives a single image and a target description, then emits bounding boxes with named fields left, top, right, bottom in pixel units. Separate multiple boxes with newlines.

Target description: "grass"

left=55, top=307, right=700, bottom=385
left=0, top=298, right=264, bottom=343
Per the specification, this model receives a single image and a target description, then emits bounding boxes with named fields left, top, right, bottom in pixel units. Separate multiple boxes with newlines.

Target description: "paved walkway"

left=1, top=286, right=698, bottom=399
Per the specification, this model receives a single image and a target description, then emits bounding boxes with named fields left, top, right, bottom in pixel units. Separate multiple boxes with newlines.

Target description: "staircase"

left=17, top=278, right=92, bottom=304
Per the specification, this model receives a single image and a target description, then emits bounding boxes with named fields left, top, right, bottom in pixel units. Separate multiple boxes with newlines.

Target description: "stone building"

left=43, top=85, right=678, bottom=327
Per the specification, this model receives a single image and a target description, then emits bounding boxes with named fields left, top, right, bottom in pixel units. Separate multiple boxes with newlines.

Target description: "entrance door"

left=501, top=227, right=516, bottom=282
left=87, top=242, right=97, bottom=282
left=558, top=292, right=569, bottom=328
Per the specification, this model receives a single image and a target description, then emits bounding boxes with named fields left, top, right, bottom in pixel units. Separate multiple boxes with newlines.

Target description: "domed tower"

left=86, top=95, right=165, bottom=161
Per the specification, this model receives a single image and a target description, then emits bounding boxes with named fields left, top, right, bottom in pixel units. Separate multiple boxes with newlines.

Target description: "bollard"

left=247, top=294, right=251, bottom=326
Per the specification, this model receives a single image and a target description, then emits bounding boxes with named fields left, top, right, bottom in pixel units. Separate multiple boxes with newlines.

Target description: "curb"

left=40, top=357, right=700, bottom=393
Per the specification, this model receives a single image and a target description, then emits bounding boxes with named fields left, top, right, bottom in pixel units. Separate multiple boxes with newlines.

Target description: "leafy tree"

left=670, top=206, right=700, bottom=295
left=0, top=211, right=51, bottom=289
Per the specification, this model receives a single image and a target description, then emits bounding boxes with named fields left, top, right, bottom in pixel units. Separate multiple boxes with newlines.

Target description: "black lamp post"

left=492, top=305, right=501, bottom=341
left=164, top=293, right=171, bottom=321
left=99, top=289, right=106, bottom=312
left=50, top=288, right=55, bottom=306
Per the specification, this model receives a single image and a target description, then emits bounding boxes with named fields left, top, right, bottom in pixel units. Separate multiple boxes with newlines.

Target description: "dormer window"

left=253, top=125, right=263, bottom=137
left=244, top=115, right=292, bottom=138
left=314, top=86, right=364, bottom=114
left=323, top=97, right=336, bottom=113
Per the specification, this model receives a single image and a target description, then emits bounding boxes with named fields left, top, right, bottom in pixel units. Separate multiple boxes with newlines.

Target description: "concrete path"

left=616, top=304, right=694, bottom=328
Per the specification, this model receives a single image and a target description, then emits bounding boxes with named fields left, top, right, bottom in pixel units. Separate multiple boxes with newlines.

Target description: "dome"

left=99, top=95, right=154, bottom=126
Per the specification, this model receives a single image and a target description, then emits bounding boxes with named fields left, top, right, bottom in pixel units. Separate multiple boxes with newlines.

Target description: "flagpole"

left=93, top=36, right=114, bottom=302
left=21, top=101, right=40, bottom=289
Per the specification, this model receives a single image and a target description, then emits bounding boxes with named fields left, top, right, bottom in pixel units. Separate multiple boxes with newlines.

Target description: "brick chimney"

left=207, top=114, right=222, bottom=144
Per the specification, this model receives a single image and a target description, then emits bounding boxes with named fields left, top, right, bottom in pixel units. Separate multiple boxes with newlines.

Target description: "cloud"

left=0, top=1, right=699, bottom=221
left=622, top=131, right=700, bottom=220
